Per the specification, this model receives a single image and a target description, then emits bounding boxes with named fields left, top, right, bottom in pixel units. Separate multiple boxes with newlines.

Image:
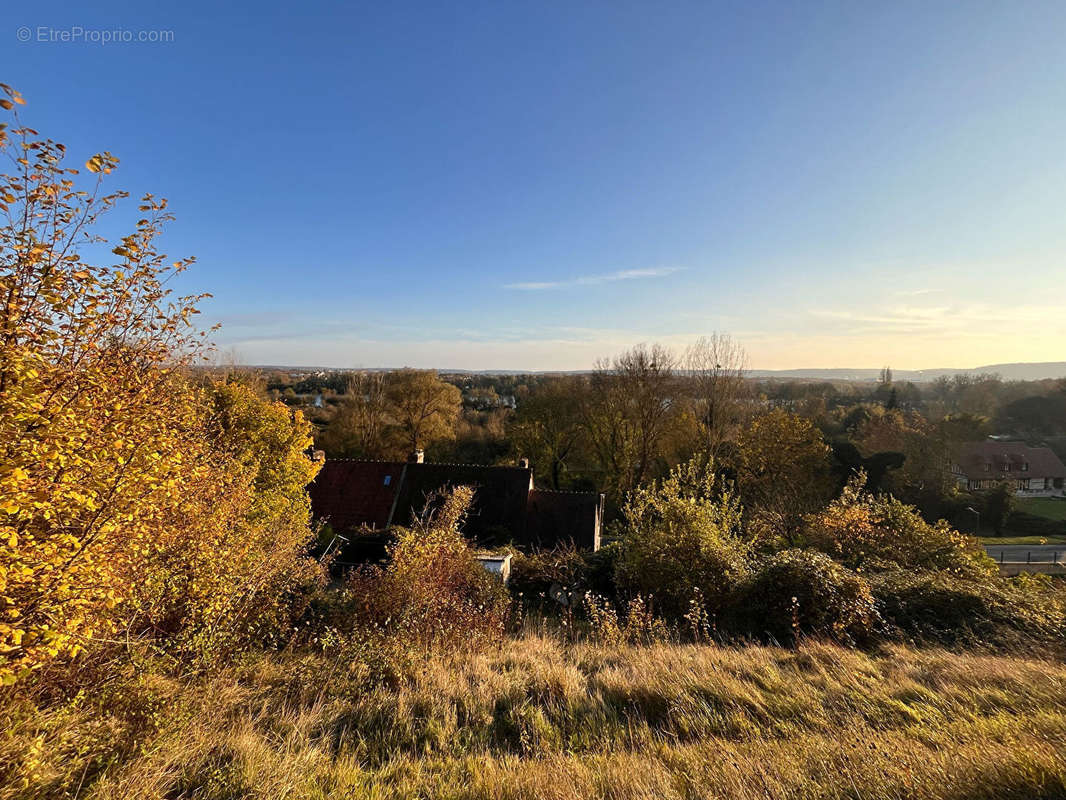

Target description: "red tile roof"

left=308, top=460, right=404, bottom=532
left=310, top=458, right=603, bottom=551
left=954, top=441, right=1066, bottom=481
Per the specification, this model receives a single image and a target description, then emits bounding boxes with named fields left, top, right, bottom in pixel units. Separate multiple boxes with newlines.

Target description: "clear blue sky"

left=6, top=1, right=1066, bottom=370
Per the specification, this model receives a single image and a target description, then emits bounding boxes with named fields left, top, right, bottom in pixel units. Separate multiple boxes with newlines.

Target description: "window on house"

left=983, top=463, right=991, bottom=472
left=1022, top=462, right=1029, bottom=471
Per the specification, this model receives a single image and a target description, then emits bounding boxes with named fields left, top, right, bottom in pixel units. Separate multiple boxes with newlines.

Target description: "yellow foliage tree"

left=385, top=369, right=461, bottom=454
left=0, top=86, right=321, bottom=682
left=732, top=408, right=834, bottom=544
left=130, top=380, right=323, bottom=661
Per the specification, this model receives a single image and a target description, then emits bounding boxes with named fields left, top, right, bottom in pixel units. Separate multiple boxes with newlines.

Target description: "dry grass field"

left=5, top=633, right=1066, bottom=800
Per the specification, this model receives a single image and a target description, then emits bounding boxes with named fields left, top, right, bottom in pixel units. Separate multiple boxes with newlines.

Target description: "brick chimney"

left=408, top=449, right=424, bottom=464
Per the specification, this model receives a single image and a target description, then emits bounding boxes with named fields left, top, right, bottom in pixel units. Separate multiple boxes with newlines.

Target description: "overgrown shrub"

left=341, top=487, right=511, bottom=653
left=737, top=549, right=878, bottom=644
left=508, top=542, right=619, bottom=611
left=616, top=457, right=749, bottom=619
left=583, top=593, right=669, bottom=645
left=803, top=474, right=994, bottom=577
left=871, top=569, right=1066, bottom=646
left=509, top=547, right=591, bottom=609
left=132, top=381, right=326, bottom=665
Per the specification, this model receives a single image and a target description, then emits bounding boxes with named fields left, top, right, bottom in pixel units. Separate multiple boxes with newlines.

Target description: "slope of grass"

left=4, top=635, right=1066, bottom=800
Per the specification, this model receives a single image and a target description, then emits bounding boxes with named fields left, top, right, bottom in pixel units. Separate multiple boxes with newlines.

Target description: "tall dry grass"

left=3, top=633, right=1065, bottom=799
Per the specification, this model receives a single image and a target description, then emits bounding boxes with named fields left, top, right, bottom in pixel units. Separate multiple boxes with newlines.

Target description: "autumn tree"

left=938, top=412, right=991, bottom=444
left=997, top=388, right=1066, bottom=438
left=385, top=369, right=461, bottom=454
left=317, top=372, right=390, bottom=458
left=442, top=407, right=511, bottom=465
left=0, top=85, right=214, bottom=679
left=0, top=86, right=321, bottom=681
left=580, top=344, right=680, bottom=501
left=731, top=408, right=834, bottom=545
left=509, top=375, right=586, bottom=489
left=683, top=333, right=749, bottom=455
left=925, top=373, right=1004, bottom=418
left=853, top=407, right=958, bottom=502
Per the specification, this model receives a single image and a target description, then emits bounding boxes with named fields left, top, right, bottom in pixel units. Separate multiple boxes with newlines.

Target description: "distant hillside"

left=748, top=362, right=1066, bottom=382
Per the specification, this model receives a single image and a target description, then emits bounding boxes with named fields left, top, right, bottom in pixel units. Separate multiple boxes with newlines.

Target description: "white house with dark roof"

left=952, top=440, right=1066, bottom=497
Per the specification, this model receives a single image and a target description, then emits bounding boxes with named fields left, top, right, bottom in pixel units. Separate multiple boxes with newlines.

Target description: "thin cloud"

left=505, top=267, right=682, bottom=290
left=807, top=303, right=1064, bottom=337
left=891, top=288, right=943, bottom=297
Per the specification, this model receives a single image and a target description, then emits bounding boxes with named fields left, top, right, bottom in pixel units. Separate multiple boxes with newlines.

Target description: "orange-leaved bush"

left=803, top=473, right=994, bottom=577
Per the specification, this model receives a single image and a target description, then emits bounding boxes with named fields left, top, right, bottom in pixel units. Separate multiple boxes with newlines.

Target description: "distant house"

left=951, top=440, right=1066, bottom=497
left=310, top=451, right=603, bottom=557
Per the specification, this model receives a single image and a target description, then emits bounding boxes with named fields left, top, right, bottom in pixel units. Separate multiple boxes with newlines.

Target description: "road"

left=983, top=544, right=1065, bottom=564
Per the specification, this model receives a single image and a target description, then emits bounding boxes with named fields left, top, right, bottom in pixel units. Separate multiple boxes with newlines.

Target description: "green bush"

left=871, top=569, right=1066, bottom=646
left=1002, top=511, right=1066, bottom=538
left=737, top=549, right=878, bottom=645
left=983, top=481, right=1015, bottom=535
left=615, top=457, right=749, bottom=620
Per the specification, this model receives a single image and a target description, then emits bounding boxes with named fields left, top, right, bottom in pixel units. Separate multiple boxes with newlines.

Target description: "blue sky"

left=5, top=1, right=1066, bottom=370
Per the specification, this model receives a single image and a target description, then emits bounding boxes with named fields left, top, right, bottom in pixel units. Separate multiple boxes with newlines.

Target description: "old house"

left=310, top=451, right=603, bottom=560
left=952, top=440, right=1066, bottom=497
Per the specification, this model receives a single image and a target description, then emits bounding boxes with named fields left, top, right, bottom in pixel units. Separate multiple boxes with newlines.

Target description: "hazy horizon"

left=231, top=358, right=1066, bottom=380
